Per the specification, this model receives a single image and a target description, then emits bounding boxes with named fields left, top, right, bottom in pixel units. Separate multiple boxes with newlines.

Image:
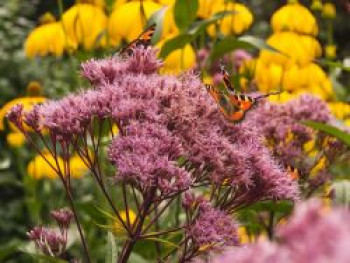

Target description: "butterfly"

left=205, top=65, right=283, bottom=123
left=286, top=165, right=300, bottom=180
left=119, top=24, right=156, bottom=55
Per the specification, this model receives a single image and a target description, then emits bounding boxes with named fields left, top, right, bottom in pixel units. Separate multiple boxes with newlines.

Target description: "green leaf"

left=128, top=253, right=149, bottom=263
left=159, top=34, right=193, bottom=59
left=188, top=10, right=236, bottom=37
left=210, top=35, right=284, bottom=61
left=210, top=36, right=250, bottom=61
left=0, top=240, right=23, bottom=260
left=303, top=120, right=350, bottom=146
left=147, top=7, right=168, bottom=44
left=105, top=231, right=117, bottom=263
left=238, top=35, right=282, bottom=53
left=159, top=10, right=235, bottom=59
left=315, top=58, right=350, bottom=72
left=145, top=237, right=180, bottom=248
left=174, top=0, right=199, bottom=31
left=245, top=200, right=294, bottom=214
left=332, top=180, right=350, bottom=207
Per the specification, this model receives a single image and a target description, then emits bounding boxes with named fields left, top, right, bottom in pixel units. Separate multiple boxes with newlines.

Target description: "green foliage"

left=174, top=0, right=199, bottom=31
left=303, top=120, right=350, bottom=146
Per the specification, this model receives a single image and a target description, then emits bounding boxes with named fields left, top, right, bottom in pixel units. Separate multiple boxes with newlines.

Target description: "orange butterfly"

left=286, top=165, right=300, bottom=180
left=119, top=24, right=156, bottom=55
left=205, top=65, right=283, bottom=123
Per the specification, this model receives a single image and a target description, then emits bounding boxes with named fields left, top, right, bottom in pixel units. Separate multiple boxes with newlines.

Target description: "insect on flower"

left=119, top=23, right=157, bottom=56
left=205, top=64, right=284, bottom=123
left=286, top=165, right=300, bottom=180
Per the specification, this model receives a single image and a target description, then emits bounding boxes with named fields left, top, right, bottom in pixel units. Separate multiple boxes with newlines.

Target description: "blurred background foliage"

left=0, top=0, right=349, bottom=262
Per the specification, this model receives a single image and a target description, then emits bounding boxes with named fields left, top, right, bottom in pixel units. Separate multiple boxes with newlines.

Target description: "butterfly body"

left=205, top=65, right=283, bottom=123
left=119, top=24, right=156, bottom=55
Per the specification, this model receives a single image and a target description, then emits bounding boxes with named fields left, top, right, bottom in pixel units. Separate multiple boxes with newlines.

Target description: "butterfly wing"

left=220, top=65, right=235, bottom=92
left=228, top=94, right=255, bottom=111
left=119, top=24, right=156, bottom=55
left=286, top=165, right=300, bottom=180
left=205, top=84, right=246, bottom=123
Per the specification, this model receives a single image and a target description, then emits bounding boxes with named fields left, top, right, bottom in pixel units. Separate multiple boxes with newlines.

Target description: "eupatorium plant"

left=203, top=199, right=350, bottom=263
left=8, top=47, right=300, bottom=262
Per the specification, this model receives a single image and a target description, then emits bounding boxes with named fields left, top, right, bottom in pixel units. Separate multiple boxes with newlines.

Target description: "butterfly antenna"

left=255, top=90, right=285, bottom=100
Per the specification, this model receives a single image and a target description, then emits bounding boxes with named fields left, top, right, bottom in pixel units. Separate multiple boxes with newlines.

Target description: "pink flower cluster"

left=8, top=46, right=298, bottom=200
left=187, top=200, right=239, bottom=247
left=207, top=199, right=350, bottom=263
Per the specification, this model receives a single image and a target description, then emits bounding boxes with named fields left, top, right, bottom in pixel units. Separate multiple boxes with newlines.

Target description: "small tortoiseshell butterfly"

left=119, top=24, right=156, bottom=55
left=205, top=64, right=283, bottom=123
left=286, top=165, right=300, bottom=180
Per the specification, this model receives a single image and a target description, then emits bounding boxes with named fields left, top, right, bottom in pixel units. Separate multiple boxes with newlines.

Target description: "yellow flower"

left=207, top=3, right=253, bottom=36
left=310, top=156, right=327, bottom=176
left=26, top=81, right=43, bottom=96
left=108, top=1, right=162, bottom=43
left=322, top=2, right=336, bottom=19
left=156, top=0, right=175, bottom=4
left=25, top=22, right=67, bottom=58
left=69, top=155, right=89, bottom=179
left=254, top=59, right=283, bottom=92
left=157, top=35, right=196, bottom=74
left=303, top=137, right=318, bottom=157
left=0, top=97, right=46, bottom=132
left=7, top=132, right=26, bottom=148
left=267, top=89, right=299, bottom=103
left=39, top=12, right=56, bottom=25
left=311, top=0, right=323, bottom=11
left=271, top=3, right=318, bottom=36
left=162, top=5, right=179, bottom=39
left=259, top=32, right=321, bottom=68
left=197, top=0, right=224, bottom=19
left=328, top=102, right=350, bottom=124
left=76, top=0, right=105, bottom=8
left=325, top=44, right=337, bottom=59
left=62, top=4, right=108, bottom=50
left=113, top=210, right=137, bottom=235
left=238, top=226, right=254, bottom=244
left=27, top=152, right=64, bottom=180
left=297, top=63, right=333, bottom=99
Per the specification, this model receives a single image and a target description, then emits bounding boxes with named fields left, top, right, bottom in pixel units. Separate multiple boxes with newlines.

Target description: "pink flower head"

left=126, top=46, right=162, bottom=74
left=206, top=199, right=350, bottom=263
left=23, top=47, right=298, bottom=201
left=187, top=201, right=239, bottom=248
left=7, top=104, right=24, bottom=130
left=50, top=208, right=74, bottom=229
left=27, top=227, right=66, bottom=257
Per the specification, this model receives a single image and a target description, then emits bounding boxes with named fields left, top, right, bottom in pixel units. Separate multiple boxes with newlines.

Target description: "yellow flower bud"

left=39, top=12, right=56, bottom=25
left=322, top=3, right=336, bottom=19
left=26, top=81, right=43, bottom=96
left=311, top=0, right=323, bottom=11
left=325, top=44, right=337, bottom=59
